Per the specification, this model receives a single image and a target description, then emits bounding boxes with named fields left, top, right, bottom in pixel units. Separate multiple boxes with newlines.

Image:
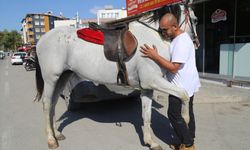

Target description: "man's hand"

left=140, top=43, right=182, bottom=74
left=140, top=44, right=159, bottom=60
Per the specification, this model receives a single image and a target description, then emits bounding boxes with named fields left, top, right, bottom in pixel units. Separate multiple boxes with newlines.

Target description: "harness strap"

left=116, top=60, right=129, bottom=85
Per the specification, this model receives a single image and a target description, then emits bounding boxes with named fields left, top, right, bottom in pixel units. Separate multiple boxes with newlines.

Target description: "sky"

left=0, top=0, right=126, bottom=31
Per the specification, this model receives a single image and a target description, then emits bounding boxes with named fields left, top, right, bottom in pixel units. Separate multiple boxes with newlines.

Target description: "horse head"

left=148, top=0, right=200, bottom=49
left=179, top=0, right=200, bottom=49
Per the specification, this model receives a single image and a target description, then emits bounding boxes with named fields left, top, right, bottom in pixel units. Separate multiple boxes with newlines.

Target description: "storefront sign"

left=126, top=0, right=182, bottom=16
left=211, top=9, right=227, bottom=23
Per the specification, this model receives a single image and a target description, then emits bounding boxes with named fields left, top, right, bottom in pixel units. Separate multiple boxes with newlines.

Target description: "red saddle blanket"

left=77, top=28, right=104, bottom=45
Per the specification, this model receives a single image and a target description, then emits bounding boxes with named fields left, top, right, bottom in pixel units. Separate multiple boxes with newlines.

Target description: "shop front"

left=194, top=0, right=250, bottom=78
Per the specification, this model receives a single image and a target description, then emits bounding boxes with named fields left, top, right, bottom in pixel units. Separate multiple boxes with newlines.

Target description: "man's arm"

left=140, top=44, right=181, bottom=74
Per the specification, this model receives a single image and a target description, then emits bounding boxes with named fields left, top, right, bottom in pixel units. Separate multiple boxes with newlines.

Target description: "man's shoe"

left=169, top=144, right=180, bottom=150
left=179, top=144, right=195, bottom=150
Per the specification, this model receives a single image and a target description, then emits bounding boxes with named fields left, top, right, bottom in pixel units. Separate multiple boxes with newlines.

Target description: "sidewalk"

left=153, top=79, right=250, bottom=150
left=154, top=79, right=250, bottom=103
left=195, top=79, right=250, bottom=103
left=199, top=72, right=250, bottom=87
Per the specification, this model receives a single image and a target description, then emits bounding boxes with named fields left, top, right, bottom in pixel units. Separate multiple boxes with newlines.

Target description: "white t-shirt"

left=166, top=32, right=200, bottom=97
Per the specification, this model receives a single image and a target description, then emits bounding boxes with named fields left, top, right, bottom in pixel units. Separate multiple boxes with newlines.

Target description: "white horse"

left=35, top=1, right=199, bottom=149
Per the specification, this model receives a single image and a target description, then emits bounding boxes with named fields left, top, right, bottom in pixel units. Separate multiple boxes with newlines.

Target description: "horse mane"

left=147, top=4, right=181, bottom=24
left=105, top=3, right=182, bottom=26
left=105, top=13, right=144, bottom=26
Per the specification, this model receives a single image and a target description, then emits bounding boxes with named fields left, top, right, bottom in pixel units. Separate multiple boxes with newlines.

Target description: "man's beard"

left=164, top=35, right=173, bottom=41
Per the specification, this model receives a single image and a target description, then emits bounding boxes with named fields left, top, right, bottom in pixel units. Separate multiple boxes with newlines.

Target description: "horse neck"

left=128, top=19, right=170, bottom=60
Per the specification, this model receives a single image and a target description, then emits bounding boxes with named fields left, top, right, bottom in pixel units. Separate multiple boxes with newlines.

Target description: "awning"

left=126, top=0, right=182, bottom=16
left=18, top=46, right=31, bottom=51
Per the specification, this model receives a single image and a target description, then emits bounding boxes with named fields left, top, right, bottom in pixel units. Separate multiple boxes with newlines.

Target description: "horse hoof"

left=48, top=139, right=59, bottom=149
left=150, top=145, right=163, bottom=150
left=56, top=133, right=66, bottom=141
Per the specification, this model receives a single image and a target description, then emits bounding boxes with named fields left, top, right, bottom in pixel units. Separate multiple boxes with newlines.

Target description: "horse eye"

left=158, top=28, right=162, bottom=33
left=158, top=28, right=165, bottom=34
left=192, top=18, right=198, bottom=25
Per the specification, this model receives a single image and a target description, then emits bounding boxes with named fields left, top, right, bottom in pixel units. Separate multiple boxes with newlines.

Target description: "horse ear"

left=182, top=0, right=193, bottom=4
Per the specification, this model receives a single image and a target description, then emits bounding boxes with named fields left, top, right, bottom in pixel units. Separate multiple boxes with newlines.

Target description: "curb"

left=154, top=79, right=250, bottom=104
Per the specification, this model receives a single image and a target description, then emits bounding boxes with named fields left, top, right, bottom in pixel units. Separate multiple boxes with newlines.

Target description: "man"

left=140, top=13, right=200, bottom=150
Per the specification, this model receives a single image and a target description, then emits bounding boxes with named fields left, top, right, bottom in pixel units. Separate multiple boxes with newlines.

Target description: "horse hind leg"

left=51, top=70, right=73, bottom=141
left=43, top=81, right=59, bottom=149
left=43, top=70, right=73, bottom=149
left=141, top=90, right=163, bottom=150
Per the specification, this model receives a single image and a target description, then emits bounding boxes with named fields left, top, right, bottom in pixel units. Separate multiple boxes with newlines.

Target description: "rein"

left=136, top=2, right=199, bottom=48
left=137, top=20, right=159, bottom=33
left=179, top=3, right=200, bottom=47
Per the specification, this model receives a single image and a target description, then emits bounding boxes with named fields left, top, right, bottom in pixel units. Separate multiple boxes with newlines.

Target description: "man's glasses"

left=158, top=28, right=168, bottom=35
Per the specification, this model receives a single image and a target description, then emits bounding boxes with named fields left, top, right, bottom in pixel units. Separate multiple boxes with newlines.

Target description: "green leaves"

left=0, top=30, right=22, bottom=51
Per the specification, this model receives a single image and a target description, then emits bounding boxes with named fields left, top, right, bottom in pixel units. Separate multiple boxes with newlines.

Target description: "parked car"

left=11, top=52, right=27, bottom=65
left=0, top=51, right=5, bottom=59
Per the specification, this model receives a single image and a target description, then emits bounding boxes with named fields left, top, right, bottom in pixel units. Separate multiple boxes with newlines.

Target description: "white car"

left=11, top=52, right=27, bottom=65
left=0, top=51, right=5, bottom=59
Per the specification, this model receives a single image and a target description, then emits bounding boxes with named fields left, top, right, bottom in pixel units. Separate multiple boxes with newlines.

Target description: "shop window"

left=236, top=0, right=250, bottom=43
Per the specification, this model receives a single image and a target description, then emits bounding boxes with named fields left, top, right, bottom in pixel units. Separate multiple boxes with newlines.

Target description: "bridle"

left=137, top=2, right=200, bottom=48
left=179, top=3, right=200, bottom=48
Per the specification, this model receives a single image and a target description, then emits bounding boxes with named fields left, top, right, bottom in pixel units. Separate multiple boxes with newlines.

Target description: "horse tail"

left=34, top=56, right=44, bottom=102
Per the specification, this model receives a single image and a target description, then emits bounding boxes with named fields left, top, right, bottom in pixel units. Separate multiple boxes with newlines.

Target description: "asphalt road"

left=0, top=57, right=250, bottom=150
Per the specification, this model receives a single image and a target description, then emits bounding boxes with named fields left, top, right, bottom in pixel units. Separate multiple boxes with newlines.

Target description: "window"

left=41, top=28, right=45, bottom=32
left=107, top=13, right=111, bottom=18
left=115, top=13, right=119, bottom=18
left=36, top=35, right=41, bottom=40
left=40, top=21, right=45, bottom=25
left=35, top=20, right=40, bottom=25
left=40, top=15, right=44, bottom=19
left=236, top=0, right=250, bottom=42
left=35, top=28, right=40, bottom=32
left=34, top=15, right=39, bottom=19
left=101, top=13, right=105, bottom=18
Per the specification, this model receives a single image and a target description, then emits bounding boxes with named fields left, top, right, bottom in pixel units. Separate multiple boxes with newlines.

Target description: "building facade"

left=54, top=19, right=77, bottom=28
left=80, top=8, right=128, bottom=28
left=21, top=12, right=67, bottom=45
left=194, top=0, right=250, bottom=78
left=97, top=8, right=127, bottom=24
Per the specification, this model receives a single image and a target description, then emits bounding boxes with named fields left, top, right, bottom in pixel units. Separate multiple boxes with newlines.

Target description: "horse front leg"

left=141, top=90, right=163, bottom=150
left=43, top=84, right=59, bottom=149
left=149, top=76, right=190, bottom=124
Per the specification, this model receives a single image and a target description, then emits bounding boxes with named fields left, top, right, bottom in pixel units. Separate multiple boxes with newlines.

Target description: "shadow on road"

left=57, top=98, right=179, bottom=146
